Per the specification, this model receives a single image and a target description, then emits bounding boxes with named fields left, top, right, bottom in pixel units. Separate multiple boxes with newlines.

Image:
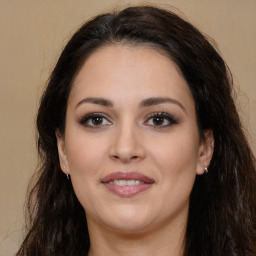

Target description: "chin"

left=94, top=205, right=155, bottom=233
left=106, top=217, right=154, bottom=234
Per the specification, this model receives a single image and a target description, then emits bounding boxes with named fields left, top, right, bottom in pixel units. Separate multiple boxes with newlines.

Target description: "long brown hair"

left=17, top=5, right=256, bottom=256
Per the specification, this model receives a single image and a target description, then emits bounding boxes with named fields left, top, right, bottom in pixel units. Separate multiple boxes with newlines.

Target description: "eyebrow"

left=75, top=96, right=185, bottom=111
left=139, top=97, right=185, bottom=111
left=75, top=97, right=114, bottom=108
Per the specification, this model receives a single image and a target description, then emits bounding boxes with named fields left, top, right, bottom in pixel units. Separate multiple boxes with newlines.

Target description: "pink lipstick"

left=101, top=172, right=155, bottom=197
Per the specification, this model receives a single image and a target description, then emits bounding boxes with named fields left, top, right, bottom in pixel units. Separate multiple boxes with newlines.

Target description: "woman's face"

left=57, top=45, right=212, bottom=234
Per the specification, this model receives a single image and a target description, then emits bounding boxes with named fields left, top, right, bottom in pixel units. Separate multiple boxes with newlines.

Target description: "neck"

left=87, top=217, right=186, bottom=256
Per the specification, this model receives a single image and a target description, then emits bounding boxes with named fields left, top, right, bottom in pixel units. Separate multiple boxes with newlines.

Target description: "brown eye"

left=152, top=116, right=165, bottom=126
left=91, top=116, right=104, bottom=125
left=145, top=112, right=178, bottom=128
left=80, top=114, right=111, bottom=127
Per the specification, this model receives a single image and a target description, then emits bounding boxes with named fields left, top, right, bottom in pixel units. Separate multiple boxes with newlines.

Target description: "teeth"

left=115, top=180, right=127, bottom=186
left=108, top=180, right=144, bottom=186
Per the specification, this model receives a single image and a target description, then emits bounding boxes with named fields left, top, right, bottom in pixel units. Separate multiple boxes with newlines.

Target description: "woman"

left=17, top=5, right=256, bottom=256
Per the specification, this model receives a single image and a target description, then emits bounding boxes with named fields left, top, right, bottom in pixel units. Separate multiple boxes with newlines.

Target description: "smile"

left=108, top=180, right=145, bottom=186
left=101, top=172, right=155, bottom=197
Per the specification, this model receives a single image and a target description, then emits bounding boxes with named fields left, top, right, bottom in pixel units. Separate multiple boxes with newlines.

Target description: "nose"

left=109, top=124, right=146, bottom=163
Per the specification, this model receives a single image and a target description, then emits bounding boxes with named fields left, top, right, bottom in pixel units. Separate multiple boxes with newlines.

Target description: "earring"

left=204, top=166, right=208, bottom=174
left=63, top=166, right=70, bottom=180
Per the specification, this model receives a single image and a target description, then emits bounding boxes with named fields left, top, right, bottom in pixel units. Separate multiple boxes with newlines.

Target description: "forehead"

left=69, top=44, right=194, bottom=108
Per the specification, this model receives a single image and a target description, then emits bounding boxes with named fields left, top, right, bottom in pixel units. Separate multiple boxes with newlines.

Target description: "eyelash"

left=144, top=112, right=178, bottom=128
left=79, top=112, right=178, bottom=128
left=79, top=113, right=111, bottom=127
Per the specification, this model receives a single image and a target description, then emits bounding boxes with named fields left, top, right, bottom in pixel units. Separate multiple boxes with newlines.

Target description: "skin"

left=57, top=45, right=213, bottom=256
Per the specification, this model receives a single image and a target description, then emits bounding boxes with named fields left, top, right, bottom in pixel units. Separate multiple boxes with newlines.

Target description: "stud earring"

left=204, top=166, right=208, bottom=174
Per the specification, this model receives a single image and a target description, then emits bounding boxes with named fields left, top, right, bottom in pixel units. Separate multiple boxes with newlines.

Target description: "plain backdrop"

left=0, top=0, right=255, bottom=255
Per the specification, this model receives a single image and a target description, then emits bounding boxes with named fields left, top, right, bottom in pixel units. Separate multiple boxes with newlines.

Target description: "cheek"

left=65, top=136, right=107, bottom=213
left=150, top=131, right=199, bottom=194
left=65, top=132, right=107, bottom=193
left=150, top=137, right=198, bottom=216
left=66, top=130, right=106, bottom=172
left=151, top=132, right=199, bottom=173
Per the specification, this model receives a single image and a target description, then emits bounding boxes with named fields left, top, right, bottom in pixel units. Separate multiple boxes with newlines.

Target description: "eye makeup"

left=78, top=110, right=178, bottom=130
left=79, top=113, right=112, bottom=128
left=144, top=112, right=178, bottom=128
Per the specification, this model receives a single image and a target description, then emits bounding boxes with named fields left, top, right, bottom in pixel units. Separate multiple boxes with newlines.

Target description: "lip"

left=101, top=172, right=155, bottom=197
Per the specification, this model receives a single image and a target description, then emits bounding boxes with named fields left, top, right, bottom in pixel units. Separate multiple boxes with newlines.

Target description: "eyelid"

left=144, top=112, right=178, bottom=128
left=78, top=111, right=178, bottom=128
left=79, top=112, right=112, bottom=127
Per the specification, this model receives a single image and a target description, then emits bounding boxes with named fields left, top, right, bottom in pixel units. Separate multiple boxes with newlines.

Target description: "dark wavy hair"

left=17, top=5, right=256, bottom=256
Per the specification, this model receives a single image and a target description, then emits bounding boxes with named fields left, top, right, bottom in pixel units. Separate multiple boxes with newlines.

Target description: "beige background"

left=0, top=0, right=255, bottom=255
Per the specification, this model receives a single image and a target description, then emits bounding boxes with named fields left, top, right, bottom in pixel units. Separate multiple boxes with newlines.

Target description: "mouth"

left=101, top=172, right=155, bottom=197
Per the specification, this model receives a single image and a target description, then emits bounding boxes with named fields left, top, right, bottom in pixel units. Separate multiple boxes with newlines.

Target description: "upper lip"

left=101, top=172, right=155, bottom=184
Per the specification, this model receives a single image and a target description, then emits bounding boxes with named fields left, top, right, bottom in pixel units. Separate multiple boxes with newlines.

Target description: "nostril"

left=109, top=135, right=146, bottom=162
left=111, top=154, right=140, bottom=163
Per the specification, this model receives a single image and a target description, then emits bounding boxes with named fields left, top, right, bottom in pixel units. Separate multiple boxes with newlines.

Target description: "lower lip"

left=103, top=183, right=153, bottom=197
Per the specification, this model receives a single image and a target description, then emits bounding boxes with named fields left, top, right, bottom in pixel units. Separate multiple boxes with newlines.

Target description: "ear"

left=56, top=129, right=70, bottom=175
left=196, top=129, right=214, bottom=175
